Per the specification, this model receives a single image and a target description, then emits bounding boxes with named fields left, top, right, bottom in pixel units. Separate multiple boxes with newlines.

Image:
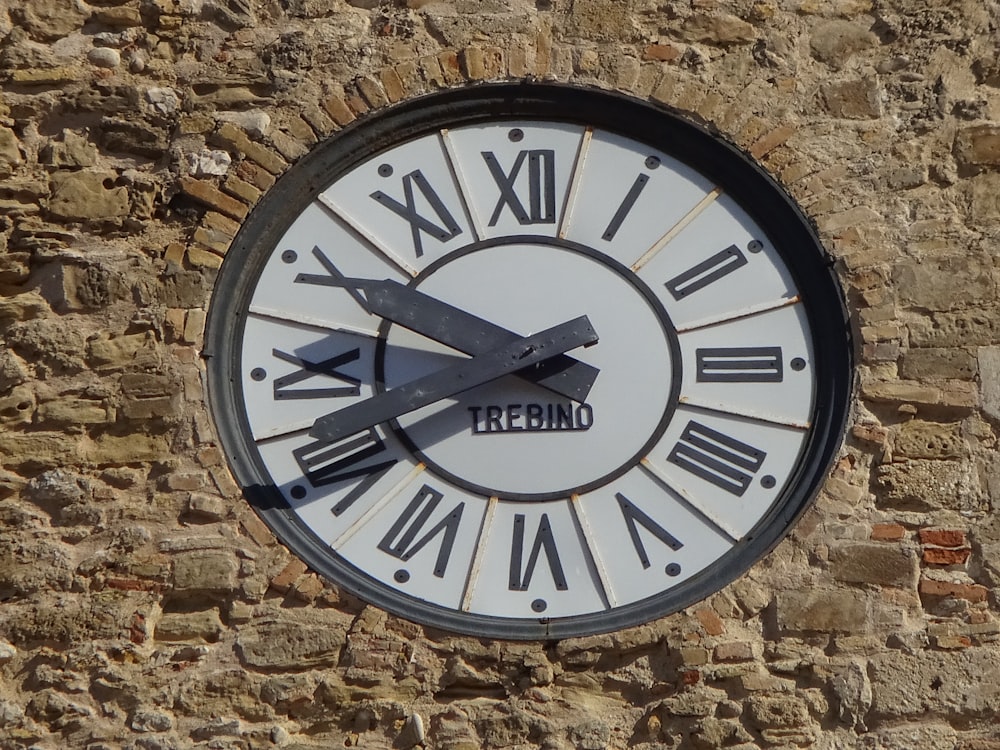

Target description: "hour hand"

left=296, top=261, right=599, bottom=402
left=311, top=316, right=598, bottom=444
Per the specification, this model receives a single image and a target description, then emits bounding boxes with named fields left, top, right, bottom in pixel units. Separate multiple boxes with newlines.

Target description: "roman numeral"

left=696, top=347, right=783, bottom=383
left=509, top=513, right=568, bottom=591
left=272, top=348, right=361, bottom=399
left=483, top=149, right=557, bottom=226
left=667, top=420, right=766, bottom=497
left=377, top=484, right=464, bottom=578
left=294, top=247, right=371, bottom=313
left=615, top=493, right=683, bottom=569
left=292, top=428, right=397, bottom=514
left=370, top=170, right=462, bottom=257
left=602, top=173, right=650, bottom=241
left=665, top=245, right=748, bottom=300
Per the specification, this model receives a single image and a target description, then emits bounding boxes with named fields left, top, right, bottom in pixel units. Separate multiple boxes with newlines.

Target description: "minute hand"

left=310, top=316, right=598, bottom=444
left=298, top=272, right=599, bottom=402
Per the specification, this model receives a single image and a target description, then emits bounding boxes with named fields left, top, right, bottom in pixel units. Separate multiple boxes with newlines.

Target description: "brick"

left=749, top=124, right=797, bottom=159
left=680, top=646, right=709, bottom=665
left=268, top=130, right=309, bottom=162
left=164, top=242, right=186, bottom=265
left=380, top=67, right=406, bottom=103
left=212, top=123, right=288, bottom=175
left=713, top=641, right=755, bottom=662
left=438, top=50, right=463, bottom=83
left=223, top=175, right=262, bottom=205
left=418, top=54, right=447, bottom=88
left=356, top=75, right=389, bottom=108
left=187, top=244, right=224, bottom=269
left=695, top=607, right=725, bottom=636
left=918, top=578, right=988, bottom=603
left=281, top=114, right=317, bottom=145
left=872, top=523, right=906, bottom=541
left=393, top=61, right=421, bottom=96
left=508, top=43, right=533, bottom=77
left=322, top=94, right=356, bottom=127
left=192, top=227, right=231, bottom=254
left=644, top=43, right=682, bottom=62
left=345, top=93, right=370, bottom=116
left=241, top=513, right=274, bottom=547
left=178, top=177, right=248, bottom=221
left=235, top=160, right=277, bottom=191
left=935, top=634, right=973, bottom=649
left=919, top=529, right=967, bottom=548
left=923, top=548, right=971, bottom=565
left=271, top=558, right=308, bottom=592
left=202, top=210, right=241, bottom=236
left=300, top=104, right=336, bottom=137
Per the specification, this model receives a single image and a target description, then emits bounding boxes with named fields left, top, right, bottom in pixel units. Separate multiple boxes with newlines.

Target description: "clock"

left=204, top=83, right=853, bottom=639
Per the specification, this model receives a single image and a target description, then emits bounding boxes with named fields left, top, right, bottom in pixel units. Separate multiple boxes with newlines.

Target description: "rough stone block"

left=155, top=610, right=224, bottom=642
left=894, top=257, right=996, bottom=312
left=876, top=460, right=983, bottom=512
left=893, top=420, right=968, bottom=460
left=829, top=542, right=919, bottom=588
left=235, top=614, right=348, bottom=670
left=979, top=346, right=1000, bottom=422
left=871, top=650, right=1000, bottom=717
left=910, top=312, right=999, bottom=348
left=568, top=0, right=636, bottom=41
left=173, top=550, right=239, bottom=592
left=775, top=589, right=870, bottom=632
left=48, top=171, right=130, bottom=223
left=809, top=20, right=877, bottom=68
left=821, top=77, right=882, bottom=119
left=681, top=12, right=756, bottom=45
left=955, top=125, right=1000, bottom=172
left=899, top=348, right=977, bottom=381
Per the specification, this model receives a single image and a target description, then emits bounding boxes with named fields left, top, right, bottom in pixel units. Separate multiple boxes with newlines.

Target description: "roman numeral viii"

left=667, top=420, right=766, bottom=497
left=292, top=428, right=397, bottom=515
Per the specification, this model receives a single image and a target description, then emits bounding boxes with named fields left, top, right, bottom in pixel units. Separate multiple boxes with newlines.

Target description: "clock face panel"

left=206, top=84, right=852, bottom=639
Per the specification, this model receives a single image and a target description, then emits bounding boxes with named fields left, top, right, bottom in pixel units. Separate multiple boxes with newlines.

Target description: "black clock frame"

left=204, top=82, right=854, bottom=640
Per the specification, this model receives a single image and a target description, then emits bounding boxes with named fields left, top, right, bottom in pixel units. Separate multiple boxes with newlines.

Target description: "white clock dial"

left=206, top=84, right=852, bottom=639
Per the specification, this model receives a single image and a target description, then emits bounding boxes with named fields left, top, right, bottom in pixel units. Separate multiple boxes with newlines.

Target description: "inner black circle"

left=373, top=235, right=683, bottom=502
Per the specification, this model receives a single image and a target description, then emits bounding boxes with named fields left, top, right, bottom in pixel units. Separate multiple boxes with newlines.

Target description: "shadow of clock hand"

left=310, top=316, right=598, bottom=444
left=296, top=269, right=599, bottom=403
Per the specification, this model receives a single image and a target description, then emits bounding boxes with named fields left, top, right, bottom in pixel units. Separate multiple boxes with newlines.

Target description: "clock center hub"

left=376, top=237, right=681, bottom=501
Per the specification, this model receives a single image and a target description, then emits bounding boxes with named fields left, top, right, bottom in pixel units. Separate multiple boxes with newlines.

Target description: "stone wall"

left=1, top=0, right=1000, bottom=748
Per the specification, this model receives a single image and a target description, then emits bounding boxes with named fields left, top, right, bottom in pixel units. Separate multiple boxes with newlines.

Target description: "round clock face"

left=206, top=84, right=852, bottom=639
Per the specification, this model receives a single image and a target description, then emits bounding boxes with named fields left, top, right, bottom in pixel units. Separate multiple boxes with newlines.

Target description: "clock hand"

left=310, top=316, right=598, bottom=443
left=296, top=269, right=599, bottom=402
